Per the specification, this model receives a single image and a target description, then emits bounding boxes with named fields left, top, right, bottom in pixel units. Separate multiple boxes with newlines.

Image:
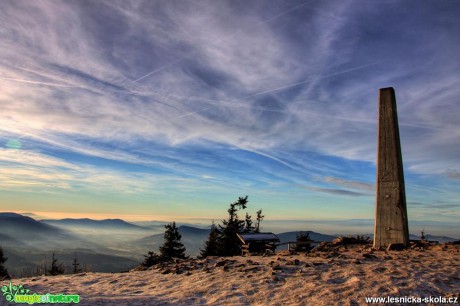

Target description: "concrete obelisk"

left=374, top=87, right=409, bottom=248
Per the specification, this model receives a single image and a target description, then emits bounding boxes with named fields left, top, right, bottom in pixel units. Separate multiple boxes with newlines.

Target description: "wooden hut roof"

left=237, top=232, right=280, bottom=244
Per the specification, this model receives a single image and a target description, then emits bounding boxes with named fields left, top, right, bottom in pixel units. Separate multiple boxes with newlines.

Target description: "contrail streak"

left=14, top=66, right=147, bottom=96
left=132, top=57, right=185, bottom=83
left=232, top=61, right=382, bottom=102
left=173, top=61, right=382, bottom=118
left=234, top=145, right=310, bottom=177
left=10, top=66, right=181, bottom=110
left=0, top=76, right=77, bottom=88
left=175, top=107, right=210, bottom=119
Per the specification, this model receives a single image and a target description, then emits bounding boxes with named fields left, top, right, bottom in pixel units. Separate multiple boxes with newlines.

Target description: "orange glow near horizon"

left=14, top=210, right=213, bottom=222
left=13, top=210, right=358, bottom=222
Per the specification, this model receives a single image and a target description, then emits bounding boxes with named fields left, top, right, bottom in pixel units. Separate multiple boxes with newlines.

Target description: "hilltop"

left=1, top=244, right=458, bottom=305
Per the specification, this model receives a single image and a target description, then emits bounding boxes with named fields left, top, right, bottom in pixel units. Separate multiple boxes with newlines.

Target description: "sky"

left=0, top=0, right=459, bottom=233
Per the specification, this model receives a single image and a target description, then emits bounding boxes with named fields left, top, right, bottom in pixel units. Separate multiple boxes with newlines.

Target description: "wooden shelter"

left=237, top=232, right=280, bottom=256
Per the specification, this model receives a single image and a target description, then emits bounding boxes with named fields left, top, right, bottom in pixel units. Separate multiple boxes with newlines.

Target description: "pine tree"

left=48, top=252, right=65, bottom=276
left=142, top=251, right=162, bottom=267
left=0, top=246, right=10, bottom=280
left=199, top=222, right=221, bottom=258
left=255, top=209, right=264, bottom=233
left=159, top=222, right=187, bottom=261
left=218, top=196, right=248, bottom=256
left=72, top=254, right=82, bottom=274
left=243, top=213, right=254, bottom=233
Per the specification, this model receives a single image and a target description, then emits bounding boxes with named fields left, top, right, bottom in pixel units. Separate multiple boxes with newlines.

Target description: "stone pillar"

left=374, top=87, right=409, bottom=248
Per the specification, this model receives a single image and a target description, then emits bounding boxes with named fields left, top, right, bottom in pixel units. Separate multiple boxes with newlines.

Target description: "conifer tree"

left=199, top=222, right=220, bottom=258
left=243, top=213, right=254, bottom=233
left=0, top=246, right=10, bottom=280
left=219, top=196, right=248, bottom=256
left=142, top=251, right=162, bottom=267
left=48, top=252, right=65, bottom=276
left=159, top=222, right=187, bottom=260
left=72, top=254, right=82, bottom=274
left=255, top=209, right=264, bottom=233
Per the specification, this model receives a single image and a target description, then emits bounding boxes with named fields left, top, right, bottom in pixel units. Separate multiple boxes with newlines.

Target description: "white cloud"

left=0, top=0, right=459, bottom=192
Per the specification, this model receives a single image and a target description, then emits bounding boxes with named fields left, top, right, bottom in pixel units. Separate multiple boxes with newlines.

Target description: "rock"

left=243, top=266, right=261, bottom=273
left=130, top=265, right=146, bottom=272
left=174, top=269, right=183, bottom=274
left=161, top=269, right=172, bottom=274
left=73, top=273, right=87, bottom=277
left=387, top=243, right=406, bottom=251
left=332, top=236, right=371, bottom=246
left=362, top=253, right=377, bottom=259
left=286, top=259, right=300, bottom=266
left=276, top=257, right=286, bottom=261
left=272, top=264, right=283, bottom=270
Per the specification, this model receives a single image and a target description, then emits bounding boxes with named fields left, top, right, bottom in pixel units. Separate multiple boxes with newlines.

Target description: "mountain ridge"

left=40, top=218, right=150, bottom=230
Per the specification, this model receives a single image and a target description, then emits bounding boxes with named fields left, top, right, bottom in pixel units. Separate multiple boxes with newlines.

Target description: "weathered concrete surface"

left=374, top=87, right=409, bottom=248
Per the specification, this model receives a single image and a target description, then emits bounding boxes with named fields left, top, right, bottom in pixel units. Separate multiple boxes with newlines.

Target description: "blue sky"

left=0, top=0, right=459, bottom=232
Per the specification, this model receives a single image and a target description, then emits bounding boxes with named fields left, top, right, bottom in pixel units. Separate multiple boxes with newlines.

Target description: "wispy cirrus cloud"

left=1, top=0, right=459, bottom=222
left=323, top=177, right=374, bottom=192
left=446, top=171, right=460, bottom=180
left=302, top=186, right=369, bottom=197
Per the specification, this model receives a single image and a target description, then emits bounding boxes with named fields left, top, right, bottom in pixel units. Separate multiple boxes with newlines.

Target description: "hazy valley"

left=0, top=212, right=457, bottom=278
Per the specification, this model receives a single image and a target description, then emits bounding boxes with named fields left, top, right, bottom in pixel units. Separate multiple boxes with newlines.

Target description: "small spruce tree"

left=0, top=246, right=10, bottom=280
left=295, top=232, right=313, bottom=252
left=72, top=254, right=82, bottom=274
left=243, top=213, right=254, bottom=233
left=199, top=222, right=221, bottom=258
left=218, top=196, right=248, bottom=256
left=255, top=209, right=264, bottom=233
left=159, top=222, right=187, bottom=261
left=48, top=252, right=65, bottom=276
left=142, top=251, right=162, bottom=267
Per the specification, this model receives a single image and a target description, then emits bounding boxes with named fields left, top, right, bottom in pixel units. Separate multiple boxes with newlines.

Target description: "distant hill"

left=0, top=232, right=21, bottom=244
left=47, top=251, right=139, bottom=273
left=133, top=225, right=211, bottom=257
left=134, top=227, right=338, bottom=257
left=409, top=233, right=457, bottom=243
left=0, top=212, right=75, bottom=242
left=1, top=247, right=36, bottom=277
left=41, top=218, right=150, bottom=231
left=0, top=213, right=140, bottom=275
left=2, top=248, right=138, bottom=276
left=0, top=213, right=111, bottom=253
left=422, top=234, right=458, bottom=243
left=179, top=225, right=211, bottom=236
left=131, top=221, right=169, bottom=228
left=361, top=233, right=458, bottom=243
left=276, top=231, right=337, bottom=243
left=0, top=212, right=28, bottom=218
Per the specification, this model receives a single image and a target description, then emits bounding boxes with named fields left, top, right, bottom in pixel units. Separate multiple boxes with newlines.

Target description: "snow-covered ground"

left=2, top=246, right=459, bottom=305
